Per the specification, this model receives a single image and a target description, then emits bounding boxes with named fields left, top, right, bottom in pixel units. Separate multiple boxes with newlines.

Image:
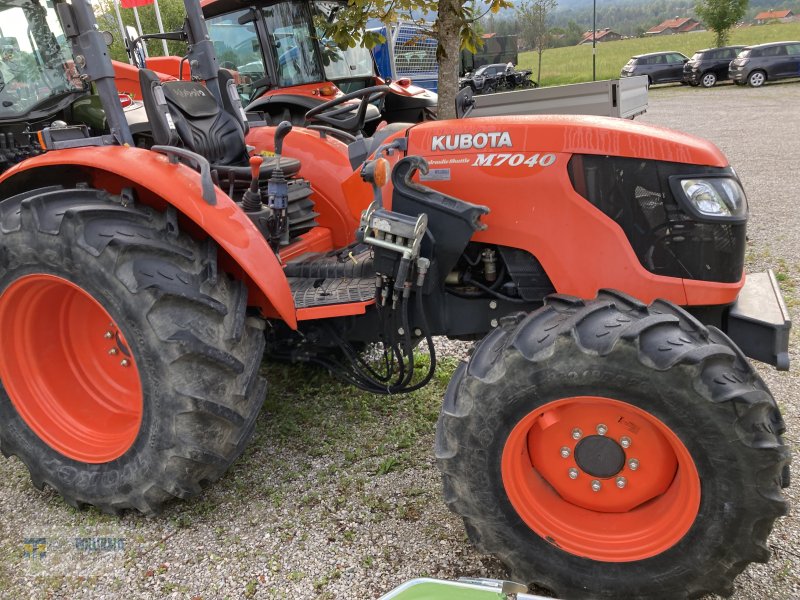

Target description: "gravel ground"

left=1, top=82, right=799, bottom=599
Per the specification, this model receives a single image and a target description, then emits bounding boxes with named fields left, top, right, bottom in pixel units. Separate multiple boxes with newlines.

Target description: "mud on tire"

left=0, top=185, right=266, bottom=514
left=436, top=290, right=790, bottom=599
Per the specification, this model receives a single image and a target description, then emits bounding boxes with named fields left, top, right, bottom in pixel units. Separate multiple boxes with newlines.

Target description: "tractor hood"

left=405, top=116, right=727, bottom=167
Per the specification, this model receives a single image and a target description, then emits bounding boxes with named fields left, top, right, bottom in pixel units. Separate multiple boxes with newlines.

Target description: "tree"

left=318, top=0, right=511, bottom=119
left=695, top=0, right=749, bottom=47
left=95, top=0, right=187, bottom=62
left=519, top=0, right=557, bottom=85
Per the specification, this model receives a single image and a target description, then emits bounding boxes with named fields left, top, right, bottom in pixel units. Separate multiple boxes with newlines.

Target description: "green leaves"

left=695, top=0, right=749, bottom=47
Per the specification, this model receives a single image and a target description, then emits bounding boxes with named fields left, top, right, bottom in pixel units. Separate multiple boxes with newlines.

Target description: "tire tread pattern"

left=0, top=185, right=266, bottom=514
left=435, top=290, right=789, bottom=599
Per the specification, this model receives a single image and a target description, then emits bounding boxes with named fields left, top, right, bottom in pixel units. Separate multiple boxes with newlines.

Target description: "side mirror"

left=124, top=26, right=146, bottom=69
left=125, top=26, right=139, bottom=44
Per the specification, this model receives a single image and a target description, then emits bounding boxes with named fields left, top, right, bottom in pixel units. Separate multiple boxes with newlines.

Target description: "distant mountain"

left=491, top=0, right=800, bottom=39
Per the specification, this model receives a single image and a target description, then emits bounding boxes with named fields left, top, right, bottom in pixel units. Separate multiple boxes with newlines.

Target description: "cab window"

left=262, top=1, right=323, bottom=87
left=206, top=10, right=264, bottom=104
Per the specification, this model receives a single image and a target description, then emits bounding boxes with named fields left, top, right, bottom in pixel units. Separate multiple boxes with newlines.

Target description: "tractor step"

left=285, top=245, right=376, bottom=309
left=288, top=276, right=376, bottom=308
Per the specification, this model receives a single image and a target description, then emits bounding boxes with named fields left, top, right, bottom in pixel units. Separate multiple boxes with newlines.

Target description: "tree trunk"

left=537, top=48, right=543, bottom=85
left=436, top=0, right=462, bottom=120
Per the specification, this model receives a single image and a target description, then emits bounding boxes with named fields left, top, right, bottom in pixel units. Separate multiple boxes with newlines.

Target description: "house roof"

left=579, top=28, right=618, bottom=43
left=755, top=10, right=793, bottom=20
left=646, top=17, right=700, bottom=34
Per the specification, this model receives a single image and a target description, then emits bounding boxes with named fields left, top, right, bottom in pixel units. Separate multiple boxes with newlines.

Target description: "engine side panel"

left=404, top=116, right=738, bottom=305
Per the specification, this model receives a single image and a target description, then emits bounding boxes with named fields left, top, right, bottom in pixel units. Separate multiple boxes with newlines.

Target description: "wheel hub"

left=502, top=396, right=700, bottom=562
left=574, top=435, right=625, bottom=478
left=0, top=274, right=143, bottom=463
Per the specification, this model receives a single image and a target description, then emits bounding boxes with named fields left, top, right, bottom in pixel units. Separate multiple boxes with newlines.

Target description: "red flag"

left=120, top=0, right=154, bottom=8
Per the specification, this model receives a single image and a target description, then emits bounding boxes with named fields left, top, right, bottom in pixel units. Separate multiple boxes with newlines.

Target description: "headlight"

left=677, top=177, right=747, bottom=219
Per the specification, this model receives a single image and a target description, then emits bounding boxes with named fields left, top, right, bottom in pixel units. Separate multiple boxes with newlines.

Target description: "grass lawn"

left=518, top=22, right=800, bottom=86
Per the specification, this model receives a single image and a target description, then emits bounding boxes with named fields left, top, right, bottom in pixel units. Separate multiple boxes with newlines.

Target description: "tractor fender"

left=0, top=145, right=297, bottom=328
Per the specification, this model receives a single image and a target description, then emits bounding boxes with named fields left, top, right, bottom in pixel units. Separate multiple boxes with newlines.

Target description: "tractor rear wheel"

left=436, top=290, right=789, bottom=599
left=0, top=186, right=266, bottom=514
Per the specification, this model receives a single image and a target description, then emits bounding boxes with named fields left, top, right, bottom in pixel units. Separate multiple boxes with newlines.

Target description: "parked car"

left=620, top=51, right=689, bottom=86
left=729, top=41, right=800, bottom=87
left=683, top=45, right=745, bottom=87
left=459, top=63, right=507, bottom=94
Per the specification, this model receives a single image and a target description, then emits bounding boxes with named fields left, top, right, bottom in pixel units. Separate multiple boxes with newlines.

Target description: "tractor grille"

left=568, top=155, right=745, bottom=283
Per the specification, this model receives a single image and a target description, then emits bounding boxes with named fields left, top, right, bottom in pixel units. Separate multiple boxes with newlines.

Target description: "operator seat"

left=138, top=69, right=301, bottom=195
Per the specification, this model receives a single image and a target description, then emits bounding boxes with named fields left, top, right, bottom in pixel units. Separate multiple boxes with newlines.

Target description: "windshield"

left=474, top=66, right=488, bottom=76
left=0, top=0, right=81, bottom=119
left=206, top=9, right=263, bottom=103
left=262, top=1, right=323, bottom=87
left=312, top=1, right=373, bottom=81
left=738, top=50, right=751, bottom=58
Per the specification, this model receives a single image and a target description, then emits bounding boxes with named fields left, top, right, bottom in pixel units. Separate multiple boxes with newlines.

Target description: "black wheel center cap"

left=574, top=435, right=625, bottom=478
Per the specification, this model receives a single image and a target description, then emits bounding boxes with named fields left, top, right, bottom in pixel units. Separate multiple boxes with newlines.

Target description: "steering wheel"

left=305, top=85, right=390, bottom=133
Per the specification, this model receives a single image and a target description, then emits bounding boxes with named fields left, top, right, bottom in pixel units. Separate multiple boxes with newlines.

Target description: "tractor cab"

left=0, top=0, right=79, bottom=117
left=198, top=0, right=436, bottom=129
left=0, top=0, right=142, bottom=172
left=0, top=0, right=170, bottom=170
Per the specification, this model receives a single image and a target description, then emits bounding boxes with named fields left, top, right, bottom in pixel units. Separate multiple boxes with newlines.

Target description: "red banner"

left=120, top=0, right=155, bottom=8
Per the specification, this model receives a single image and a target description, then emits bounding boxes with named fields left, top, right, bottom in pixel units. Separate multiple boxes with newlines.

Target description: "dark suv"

left=729, top=41, right=800, bottom=87
left=459, top=63, right=507, bottom=94
left=683, top=46, right=745, bottom=87
left=620, top=51, right=689, bottom=86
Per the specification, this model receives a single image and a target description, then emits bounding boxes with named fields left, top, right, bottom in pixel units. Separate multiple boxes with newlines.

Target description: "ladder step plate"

left=289, top=277, right=376, bottom=309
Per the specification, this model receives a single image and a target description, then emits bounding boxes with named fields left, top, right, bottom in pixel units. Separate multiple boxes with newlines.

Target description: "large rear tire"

left=436, top=290, right=789, bottom=599
left=0, top=186, right=266, bottom=514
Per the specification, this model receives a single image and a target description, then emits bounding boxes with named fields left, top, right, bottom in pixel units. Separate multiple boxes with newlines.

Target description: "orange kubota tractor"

left=0, top=1, right=791, bottom=598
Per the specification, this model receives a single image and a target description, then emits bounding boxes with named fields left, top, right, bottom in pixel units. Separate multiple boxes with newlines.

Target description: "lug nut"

left=571, top=428, right=582, bottom=440
left=620, top=436, right=631, bottom=448
left=104, top=331, right=113, bottom=339
left=560, top=446, right=571, bottom=459
left=628, top=458, right=639, bottom=471
left=616, top=476, right=627, bottom=489
left=596, top=423, right=608, bottom=436
left=108, top=348, right=118, bottom=355
left=568, top=468, right=579, bottom=479
left=120, top=359, right=130, bottom=367
left=591, top=480, right=601, bottom=492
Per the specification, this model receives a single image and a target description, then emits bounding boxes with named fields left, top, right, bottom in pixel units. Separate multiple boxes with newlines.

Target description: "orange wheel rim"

left=0, top=274, right=143, bottom=463
left=502, top=396, right=700, bottom=562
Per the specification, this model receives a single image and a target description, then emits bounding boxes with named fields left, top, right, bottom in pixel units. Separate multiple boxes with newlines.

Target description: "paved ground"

left=0, top=82, right=798, bottom=599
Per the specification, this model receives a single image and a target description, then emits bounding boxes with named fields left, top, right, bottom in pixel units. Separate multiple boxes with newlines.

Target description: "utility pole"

left=592, top=0, right=597, bottom=81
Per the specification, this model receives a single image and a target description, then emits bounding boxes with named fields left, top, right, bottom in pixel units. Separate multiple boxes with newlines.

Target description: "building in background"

left=754, top=10, right=795, bottom=24
left=577, top=28, right=622, bottom=45
left=645, top=17, right=705, bottom=36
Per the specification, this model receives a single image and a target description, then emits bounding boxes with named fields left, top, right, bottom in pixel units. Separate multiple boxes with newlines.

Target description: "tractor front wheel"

left=0, top=186, right=266, bottom=514
left=436, top=291, right=789, bottom=599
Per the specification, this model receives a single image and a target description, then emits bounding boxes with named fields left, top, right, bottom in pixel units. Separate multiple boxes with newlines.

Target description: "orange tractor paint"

left=0, top=274, right=144, bottom=463
left=0, top=1, right=790, bottom=598
left=502, top=396, right=701, bottom=562
left=0, top=146, right=297, bottom=327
